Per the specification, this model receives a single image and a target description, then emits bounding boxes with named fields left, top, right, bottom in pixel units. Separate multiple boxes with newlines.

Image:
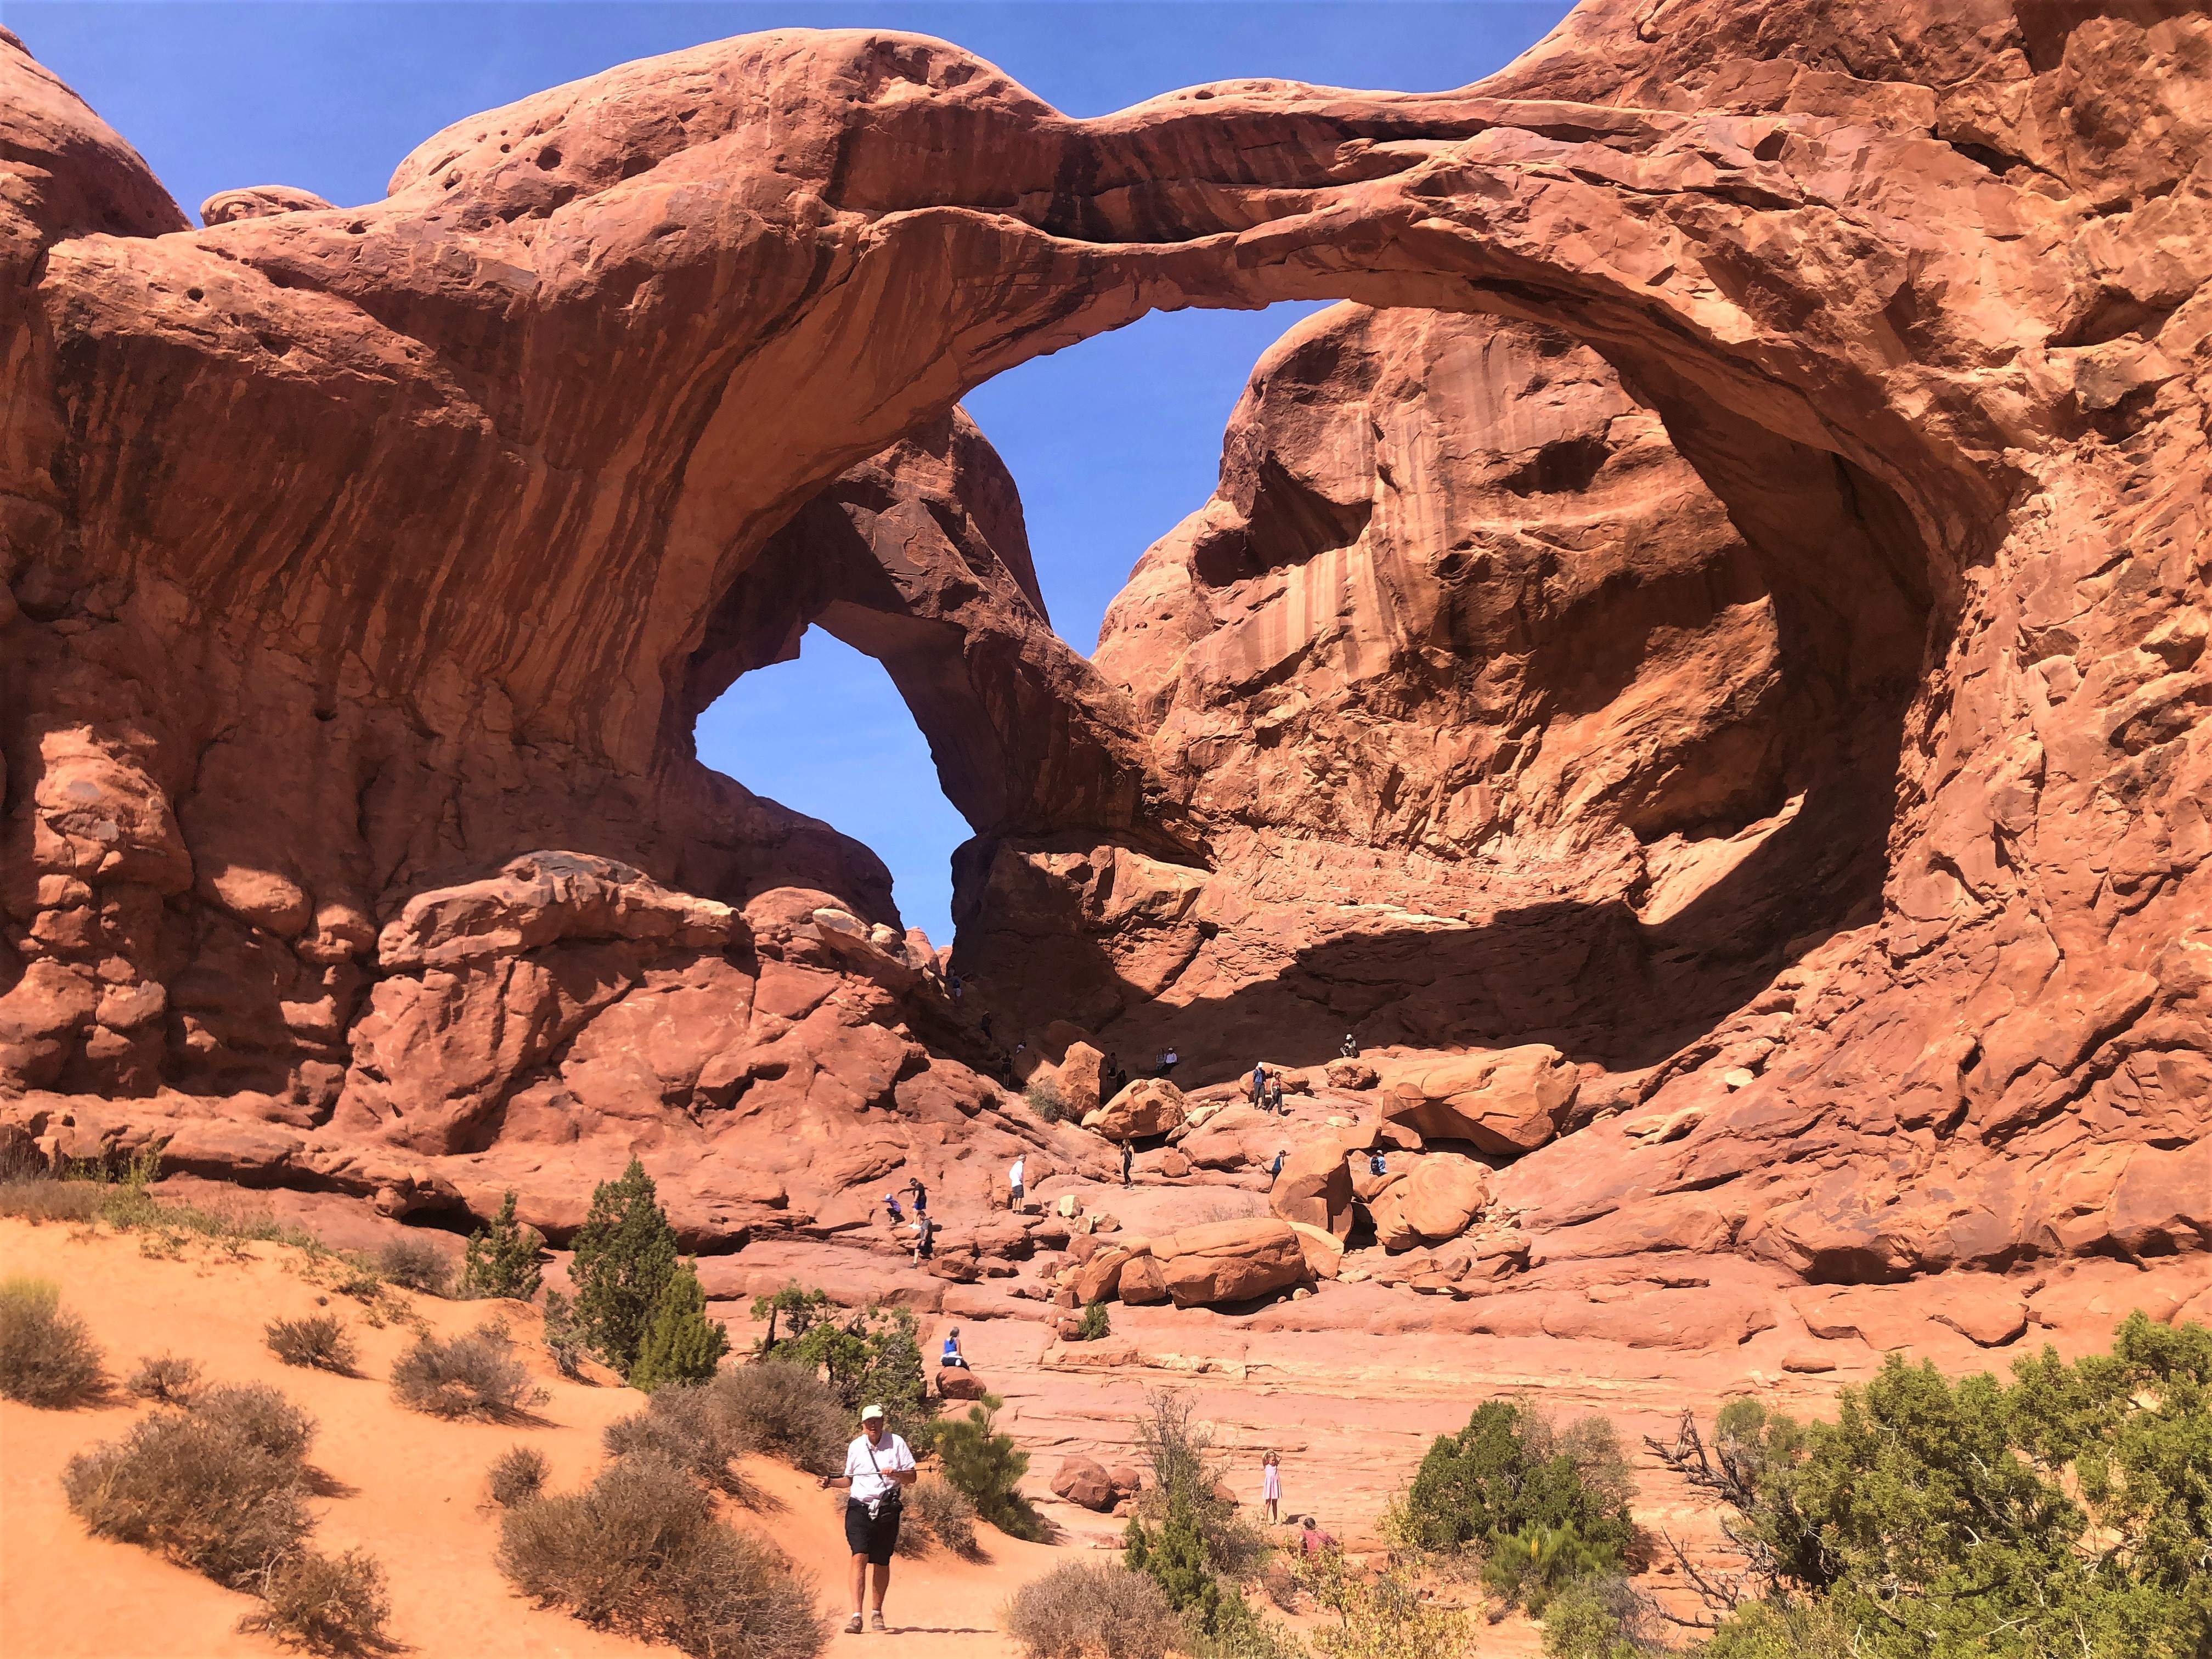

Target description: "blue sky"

left=15, top=1, right=1569, bottom=946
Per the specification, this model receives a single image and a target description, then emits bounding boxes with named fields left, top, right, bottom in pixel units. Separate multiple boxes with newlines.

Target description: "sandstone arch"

left=3, top=1, right=2207, bottom=1288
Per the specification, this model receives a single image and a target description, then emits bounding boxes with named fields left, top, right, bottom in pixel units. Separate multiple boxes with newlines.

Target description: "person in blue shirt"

left=1249, top=1060, right=1268, bottom=1107
left=940, top=1327, right=969, bottom=1369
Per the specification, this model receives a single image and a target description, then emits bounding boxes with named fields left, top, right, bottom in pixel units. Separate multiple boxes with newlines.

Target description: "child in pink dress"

left=1261, top=1450, right=1282, bottom=1524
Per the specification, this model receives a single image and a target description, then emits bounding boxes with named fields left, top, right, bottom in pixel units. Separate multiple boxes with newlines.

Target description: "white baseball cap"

left=860, top=1404, right=885, bottom=1422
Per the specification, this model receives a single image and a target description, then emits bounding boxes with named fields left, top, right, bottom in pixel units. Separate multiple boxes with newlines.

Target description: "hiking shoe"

left=871, top=1613, right=888, bottom=1633
left=844, top=1615, right=863, bottom=1635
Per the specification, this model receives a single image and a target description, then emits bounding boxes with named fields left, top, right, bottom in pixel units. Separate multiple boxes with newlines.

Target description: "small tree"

left=628, top=1262, right=729, bottom=1393
left=749, top=1283, right=834, bottom=1356
left=460, top=1192, right=544, bottom=1301
left=569, top=1159, right=679, bottom=1379
left=1125, top=1491, right=1231, bottom=1633
left=936, top=1392, right=1041, bottom=1539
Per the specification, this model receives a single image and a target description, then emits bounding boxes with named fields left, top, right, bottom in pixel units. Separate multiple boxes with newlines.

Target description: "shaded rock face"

left=3, top=0, right=2210, bottom=1313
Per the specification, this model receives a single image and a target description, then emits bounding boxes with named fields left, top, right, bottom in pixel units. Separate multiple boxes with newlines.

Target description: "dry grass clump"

left=498, top=1455, right=825, bottom=1659
left=376, top=1236, right=450, bottom=1296
left=487, top=1445, right=550, bottom=1508
left=909, top=1474, right=981, bottom=1559
left=242, top=1548, right=392, bottom=1652
left=196, top=1383, right=319, bottom=1463
left=710, top=1359, right=848, bottom=1475
left=267, top=1313, right=360, bottom=1375
left=604, top=1383, right=748, bottom=1496
left=126, top=1352, right=203, bottom=1406
left=0, top=1175, right=105, bottom=1223
left=0, top=1274, right=105, bottom=1406
left=1003, top=1561, right=1179, bottom=1659
left=390, top=1320, right=545, bottom=1420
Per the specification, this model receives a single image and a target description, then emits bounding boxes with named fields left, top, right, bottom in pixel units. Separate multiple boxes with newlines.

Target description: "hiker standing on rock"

left=911, top=1212, right=935, bottom=1263
left=902, top=1177, right=928, bottom=1216
left=1156, top=1046, right=1180, bottom=1077
left=820, top=1404, right=917, bottom=1634
left=1266, top=1073, right=1285, bottom=1114
left=1120, top=1139, right=1134, bottom=1188
left=1249, top=1059, right=1268, bottom=1108
left=1261, top=1450, right=1282, bottom=1524
left=1008, top=1154, right=1026, bottom=1211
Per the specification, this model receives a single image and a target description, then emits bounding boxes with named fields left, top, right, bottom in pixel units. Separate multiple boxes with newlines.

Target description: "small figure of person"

left=940, top=1327, right=969, bottom=1370
left=979, top=1012, right=995, bottom=1042
left=911, top=1212, right=936, bottom=1262
left=883, top=1192, right=905, bottom=1226
left=1369, top=1149, right=1389, bottom=1177
left=947, top=969, right=963, bottom=1005
left=1157, top=1046, right=1179, bottom=1077
left=1249, top=1060, right=1268, bottom=1108
left=1120, top=1139, right=1134, bottom=1188
left=1340, top=1033, right=1360, bottom=1059
left=1106, top=1053, right=1128, bottom=1097
left=903, top=1177, right=928, bottom=1216
left=1261, top=1450, right=1282, bottom=1525
left=1268, top=1149, right=1286, bottom=1180
left=1008, top=1154, right=1026, bottom=1211
left=820, top=1404, right=918, bottom=1634
left=1265, top=1073, right=1285, bottom=1114
left=1299, top=1515, right=1336, bottom=1557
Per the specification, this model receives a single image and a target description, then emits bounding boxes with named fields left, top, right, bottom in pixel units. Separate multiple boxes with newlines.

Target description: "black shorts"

left=844, top=1498, right=901, bottom=1564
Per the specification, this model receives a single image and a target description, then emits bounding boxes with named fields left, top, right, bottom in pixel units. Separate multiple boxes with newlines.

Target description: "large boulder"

left=1150, top=1218, right=1306, bottom=1308
left=1287, top=1221, right=1345, bottom=1280
left=1054, top=1042, right=1109, bottom=1117
left=1071, top=1239, right=1150, bottom=1302
left=935, top=1365, right=988, bottom=1401
left=1119, top=1255, right=1170, bottom=1305
left=1052, top=1455, right=1118, bottom=1511
left=1398, top=1153, right=1491, bottom=1242
left=1084, top=1077, right=1188, bottom=1141
left=1268, top=1128, right=1365, bottom=1237
left=1383, top=1046, right=1579, bottom=1155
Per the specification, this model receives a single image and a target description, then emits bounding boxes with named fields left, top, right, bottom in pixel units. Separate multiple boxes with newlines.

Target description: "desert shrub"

left=487, top=1445, right=550, bottom=1508
left=0, top=1274, right=104, bottom=1406
left=126, top=1352, right=203, bottom=1406
left=1004, top=1561, right=1180, bottom=1659
left=1686, top=1312, right=2212, bottom=1659
left=377, top=1235, right=450, bottom=1296
left=1130, top=1389, right=1266, bottom=1582
left=909, top=1474, right=981, bottom=1559
left=712, top=1358, right=850, bottom=1475
left=1024, top=1079, right=1066, bottom=1124
left=1539, top=1575, right=1663, bottom=1658
left=752, top=1287, right=933, bottom=1441
left=1400, top=1398, right=1634, bottom=1572
left=0, top=1172, right=104, bottom=1222
left=498, top=1455, right=825, bottom=1659
left=1482, top=1521, right=1624, bottom=1615
left=604, top=1383, right=747, bottom=1495
left=1697, top=1597, right=1860, bottom=1658
left=195, top=1383, right=318, bottom=1463
left=1074, top=1300, right=1111, bottom=1341
left=569, top=1159, right=680, bottom=1378
left=627, top=1261, right=728, bottom=1393
left=540, top=1289, right=586, bottom=1378
left=64, top=1404, right=312, bottom=1585
left=390, top=1319, right=546, bottom=1420
left=1297, top=1547, right=1479, bottom=1659
left=936, top=1392, right=1044, bottom=1540
left=266, top=1313, right=360, bottom=1375
left=242, top=1547, right=392, bottom=1651
left=459, top=1190, right=543, bottom=1302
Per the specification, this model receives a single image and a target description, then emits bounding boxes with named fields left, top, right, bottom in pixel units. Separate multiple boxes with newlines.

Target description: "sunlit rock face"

left=2, top=0, right=2208, bottom=1314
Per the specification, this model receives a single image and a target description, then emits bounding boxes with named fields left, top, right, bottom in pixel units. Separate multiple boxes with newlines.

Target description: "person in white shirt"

left=819, top=1404, right=917, bottom=1633
left=1008, top=1154, right=1026, bottom=1210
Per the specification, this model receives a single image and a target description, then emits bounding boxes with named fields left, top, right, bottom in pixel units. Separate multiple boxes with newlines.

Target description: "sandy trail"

left=0, top=1216, right=1068, bottom=1658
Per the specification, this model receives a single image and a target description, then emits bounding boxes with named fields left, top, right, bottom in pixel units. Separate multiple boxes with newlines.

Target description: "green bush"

left=712, top=1359, right=849, bottom=1476
left=1004, top=1561, right=1179, bottom=1659
left=459, top=1191, right=543, bottom=1302
left=1540, top=1574, right=1652, bottom=1658
left=265, top=1313, right=359, bottom=1375
left=1128, top=1389, right=1265, bottom=1584
left=1075, top=1300, right=1111, bottom=1341
left=627, top=1261, right=727, bottom=1392
left=1694, top=1312, right=2212, bottom=1659
left=1698, top=1598, right=1859, bottom=1658
left=1296, top=1548, right=1480, bottom=1659
left=936, top=1392, right=1043, bottom=1540
left=241, top=1548, right=392, bottom=1651
left=487, top=1445, right=550, bottom=1508
left=541, top=1289, right=585, bottom=1378
left=0, top=1275, right=104, bottom=1406
left=1025, top=1079, right=1067, bottom=1124
left=390, top=1320, right=546, bottom=1420
left=377, top=1235, right=451, bottom=1296
left=1481, top=1521, right=1622, bottom=1615
left=126, top=1352, right=202, bottom=1406
left=569, top=1160, right=679, bottom=1378
left=751, top=1286, right=933, bottom=1440
left=498, top=1454, right=825, bottom=1659
left=1400, top=1398, right=1634, bottom=1570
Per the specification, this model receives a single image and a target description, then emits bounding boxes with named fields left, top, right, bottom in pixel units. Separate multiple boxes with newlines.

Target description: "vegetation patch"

left=1004, top=1561, right=1179, bottom=1659
left=0, top=1274, right=105, bottom=1406
left=266, top=1313, right=360, bottom=1375
left=390, top=1320, right=546, bottom=1421
left=486, top=1445, right=550, bottom=1509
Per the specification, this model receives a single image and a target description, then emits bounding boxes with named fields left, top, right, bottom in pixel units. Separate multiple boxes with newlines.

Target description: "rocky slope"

left=2, top=0, right=2208, bottom=1402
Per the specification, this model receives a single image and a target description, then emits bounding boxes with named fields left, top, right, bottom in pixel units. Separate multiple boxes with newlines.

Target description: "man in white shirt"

left=819, top=1404, right=917, bottom=1633
left=1008, top=1154, right=1026, bottom=1211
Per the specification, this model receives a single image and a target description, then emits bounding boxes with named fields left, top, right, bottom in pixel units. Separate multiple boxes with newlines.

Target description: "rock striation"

left=2, top=0, right=2208, bottom=1350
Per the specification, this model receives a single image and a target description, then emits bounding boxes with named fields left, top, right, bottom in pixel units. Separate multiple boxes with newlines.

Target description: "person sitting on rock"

left=883, top=1192, right=905, bottom=1226
left=1369, top=1149, right=1388, bottom=1177
left=1157, top=1046, right=1179, bottom=1076
left=1340, top=1033, right=1360, bottom=1058
left=940, top=1327, right=969, bottom=1370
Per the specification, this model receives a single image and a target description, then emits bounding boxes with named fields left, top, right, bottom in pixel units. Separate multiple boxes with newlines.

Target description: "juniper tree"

left=568, top=1159, right=679, bottom=1379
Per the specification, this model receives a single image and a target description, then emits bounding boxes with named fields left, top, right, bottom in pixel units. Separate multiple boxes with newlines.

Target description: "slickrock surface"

left=2, top=0, right=2209, bottom=1539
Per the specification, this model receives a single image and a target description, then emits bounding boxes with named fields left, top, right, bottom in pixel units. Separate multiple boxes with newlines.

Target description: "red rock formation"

left=1, top=0, right=2207, bottom=1331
